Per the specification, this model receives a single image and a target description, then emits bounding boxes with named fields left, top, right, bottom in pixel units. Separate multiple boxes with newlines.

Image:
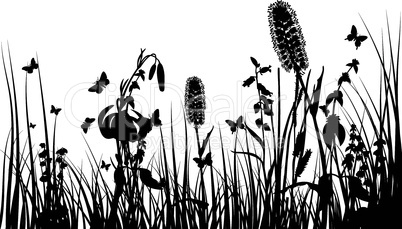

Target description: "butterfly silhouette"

left=50, top=105, right=62, bottom=115
left=29, top=122, right=36, bottom=129
left=345, top=25, right=367, bottom=50
left=101, top=160, right=111, bottom=171
left=225, top=116, right=245, bottom=134
left=88, top=71, right=110, bottom=94
left=22, top=58, right=39, bottom=74
left=81, top=117, right=95, bottom=134
left=193, top=152, right=213, bottom=169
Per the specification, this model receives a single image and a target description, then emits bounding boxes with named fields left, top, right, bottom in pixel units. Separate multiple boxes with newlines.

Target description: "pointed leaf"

left=139, top=168, right=164, bottom=190
left=245, top=123, right=264, bottom=148
left=231, top=151, right=263, bottom=163
left=149, top=64, right=156, bottom=80
left=199, top=126, right=214, bottom=157
left=250, top=56, right=259, bottom=67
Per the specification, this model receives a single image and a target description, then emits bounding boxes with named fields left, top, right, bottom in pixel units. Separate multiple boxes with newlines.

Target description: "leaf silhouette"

left=245, top=123, right=264, bottom=148
left=263, top=123, right=271, bottom=131
left=250, top=56, right=259, bottom=67
left=157, top=62, right=165, bottom=92
left=242, top=76, right=255, bottom=87
left=255, top=118, right=263, bottom=128
left=231, top=151, right=263, bottom=163
left=129, top=81, right=140, bottom=91
left=139, top=168, right=164, bottom=190
left=310, top=69, right=324, bottom=118
left=253, top=103, right=261, bottom=114
left=199, top=126, right=214, bottom=157
left=325, top=90, right=343, bottom=107
left=257, top=83, right=273, bottom=96
left=323, top=115, right=346, bottom=149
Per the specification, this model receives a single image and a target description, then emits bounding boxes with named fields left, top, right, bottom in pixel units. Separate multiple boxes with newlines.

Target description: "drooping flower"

left=268, top=0, right=308, bottom=72
left=185, top=76, right=206, bottom=128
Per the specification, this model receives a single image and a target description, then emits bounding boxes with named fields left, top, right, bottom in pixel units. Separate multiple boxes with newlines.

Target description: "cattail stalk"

left=184, top=76, right=208, bottom=227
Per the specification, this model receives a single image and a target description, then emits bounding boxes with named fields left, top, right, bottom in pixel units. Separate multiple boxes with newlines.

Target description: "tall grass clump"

left=1, top=1, right=402, bottom=229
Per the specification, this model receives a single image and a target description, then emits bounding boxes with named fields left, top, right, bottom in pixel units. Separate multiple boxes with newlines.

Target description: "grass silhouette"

left=1, top=1, right=401, bottom=228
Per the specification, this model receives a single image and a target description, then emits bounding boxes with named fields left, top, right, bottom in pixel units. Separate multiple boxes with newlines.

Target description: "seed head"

left=268, top=0, right=308, bottom=72
left=185, top=76, right=206, bottom=128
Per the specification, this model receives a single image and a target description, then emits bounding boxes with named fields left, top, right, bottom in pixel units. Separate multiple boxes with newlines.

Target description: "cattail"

left=268, top=0, right=308, bottom=73
left=185, top=76, right=206, bottom=128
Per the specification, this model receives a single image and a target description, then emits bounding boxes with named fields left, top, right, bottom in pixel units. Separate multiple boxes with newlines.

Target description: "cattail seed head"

left=268, top=0, right=308, bottom=72
left=185, top=76, right=206, bottom=128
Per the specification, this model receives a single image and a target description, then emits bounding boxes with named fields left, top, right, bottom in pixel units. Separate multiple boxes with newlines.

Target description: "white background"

left=0, top=0, right=401, bottom=181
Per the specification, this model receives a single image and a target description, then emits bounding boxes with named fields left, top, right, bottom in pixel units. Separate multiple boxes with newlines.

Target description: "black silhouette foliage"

left=139, top=168, right=165, bottom=190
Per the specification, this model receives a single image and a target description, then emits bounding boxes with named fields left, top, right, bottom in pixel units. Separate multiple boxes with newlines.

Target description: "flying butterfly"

left=193, top=152, right=213, bottom=169
left=88, top=71, right=110, bottom=94
left=345, top=25, right=367, bottom=49
left=81, top=117, right=95, bottom=134
left=22, top=58, right=39, bottom=74
left=100, top=160, right=111, bottom=171
left=29, top=122, right=36, bottom=129
left=50, top=105, right=62, bottom=115
left=225, top=116, right=245, bottom=134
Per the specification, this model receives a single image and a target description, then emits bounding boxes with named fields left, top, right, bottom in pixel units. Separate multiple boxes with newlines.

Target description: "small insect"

left=22, top=58, right=39, bottom=74
left=101, top=160, right=111, bottom=171
left=50, top=105, right=62, bottom=115
left=29, top=122, right=36, bottom=129
left=88, top=71, right=110, bottom=94
left=225, top=116, right=245, bottom=134
left=193, top=152, right=213, bottom=169
left=81, top=117, right=95, bottom=134
left=345, top=25, right=367, bottom=50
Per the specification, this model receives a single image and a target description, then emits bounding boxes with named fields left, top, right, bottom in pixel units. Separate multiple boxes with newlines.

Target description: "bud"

left=185, top=76, right=206, bottom=128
